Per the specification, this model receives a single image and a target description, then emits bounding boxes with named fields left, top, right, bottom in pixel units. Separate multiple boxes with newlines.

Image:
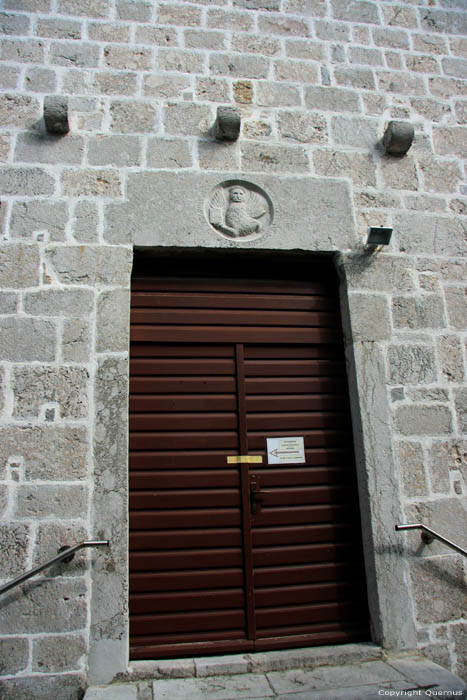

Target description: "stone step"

left=84, top=645, right=467, bottom=700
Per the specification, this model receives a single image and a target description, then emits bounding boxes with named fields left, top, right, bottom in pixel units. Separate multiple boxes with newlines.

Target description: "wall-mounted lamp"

left=366, top=226, right=393, bottom=248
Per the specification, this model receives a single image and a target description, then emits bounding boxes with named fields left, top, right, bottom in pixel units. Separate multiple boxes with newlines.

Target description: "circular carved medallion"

left=205, top=180, right=273, bottom=241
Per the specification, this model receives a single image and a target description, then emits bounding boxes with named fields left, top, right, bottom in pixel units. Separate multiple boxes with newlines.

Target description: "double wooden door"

left=129, top=273, right=369, bottom=659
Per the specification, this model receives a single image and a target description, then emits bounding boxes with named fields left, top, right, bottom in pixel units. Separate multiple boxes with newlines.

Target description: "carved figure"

left=209, top=186, right=267, bottom=238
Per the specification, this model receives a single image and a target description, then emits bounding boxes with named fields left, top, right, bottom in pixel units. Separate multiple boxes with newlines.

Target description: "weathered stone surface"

left=347, top=293, right=391, bottom=341
left=420, top=158, right=462, bottom=193
left=277, top=111, right=328, bottom=144
left=87, top=135, right=141, bottom=167
left=62, top=319, right=91, bottom=362
left=47, top=245, right=132, bottom=287
left=420, top=8, right=467, bottom=36
left=394, top=213, right=466, bottom=257
left=313, top=151, right=376, bottom=187
left=381, top=156, right=419, bottom=191
left=109, top=100, right=157, bottom=133
left=33, top=522, right=89, bottom=576
left=445, top=287, right=467, bottom=330
left=388, top=345, right=436, bottom=385
left=197, top=77, right=230, bottom=103
left=0, top=317, right=56, bottom=362
left=0, top=425, right=87, bottom=481
left=0, top=637, right=28, bottom=674
left=0, top=292, right=16, bottom=313
left=1, top=578, right=87, bottom=633
left=103, top=46, right=153, bottom=71
left=147, top=137, right=192, bottom=168
left=454, top=388, right=467, bottom=434
left=342, top=255, right=413, bottom=292
left=395, top=405, right=453, bottom=436
left=438, top=336, right=464, bottom=383
left=434, top=127, right=467, bottom=158
left=409, top=553, right=466, bottom=623
left=23, top=288, right=94, bottom=317
left=33, top=634, right=87, bottom=672
left=396, top=440, right=427, bottom=497
left=164, top=102, right=212, bottom=136
left=0, top=166, right=55, bottom=196
left=106, top=172, right=355, bottom=251
left=152, top=674, right=272, bottom=700
left=15, top=484, right=87, bottom=518
left=241, top=142, right=309, bottom=173
left=0, top=675, right=86, bottom=700
left=429, top=440, right=467, bottom=493
left=0, top=242, right=40, bottom=287
left=72, top=201, right=99, bottom=242
left=61, top=169, right=122, bottom=197
left=10, top=201, right=68, bottom=241
left=12, top=366, right=89, bottom=419
left=0, top=523, right=30, bottom=578
left=450, top=622, right=467, bottom=682
left=195, top=654, right=249, bottom=677
left=331, top=116, right=379, bottom=148
left=392, top=296, right=446, bottom=329
left=198, top=140, right=239, bottom=171
left=257, top=81, right=301, bottom=107
left=0, top=93, right=41, bottom=127
left=305, top=86, right=360, bottom=113
left=96, top=289, right=130, bottom=352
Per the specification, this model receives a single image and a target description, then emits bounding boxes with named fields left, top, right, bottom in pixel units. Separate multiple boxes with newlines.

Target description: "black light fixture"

left=366, top=226, right=393, bottom=247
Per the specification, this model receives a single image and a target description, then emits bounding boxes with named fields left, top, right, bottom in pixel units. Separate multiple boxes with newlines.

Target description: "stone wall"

left=0, top=0, right=466, bottom=697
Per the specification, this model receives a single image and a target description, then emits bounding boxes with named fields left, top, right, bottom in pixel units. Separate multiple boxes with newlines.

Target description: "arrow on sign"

left=269, top=448, right=301, bottom=457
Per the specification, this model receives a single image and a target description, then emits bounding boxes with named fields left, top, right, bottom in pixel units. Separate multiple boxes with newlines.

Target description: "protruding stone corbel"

left=214, top=106, right=241, bottom=141
left=44, top=95, right=70, bottom=134
left=382, top=120, right=414, bottom=156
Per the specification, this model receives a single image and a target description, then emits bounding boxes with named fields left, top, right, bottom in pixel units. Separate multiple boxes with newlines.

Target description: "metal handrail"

left=0, top=540, right=109, bottom=596
left=396, top=524, right=466, bottom=557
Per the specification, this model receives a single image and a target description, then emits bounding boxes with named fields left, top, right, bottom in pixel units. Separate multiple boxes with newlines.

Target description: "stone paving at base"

left=84, top=646, right=467, bottom=700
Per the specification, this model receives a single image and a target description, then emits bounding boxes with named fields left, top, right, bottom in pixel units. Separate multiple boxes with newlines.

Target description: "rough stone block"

left=0, top=243, right=40, bottom=287
left=409, top=554, right=466, bottom=623
left=274, top=59, right=319, bottom=83
left=381, top=156, right=419, bottom=190
left=0, top=66, right=20, bottom=89
left=450, top=622, right=467, bottom=682
left=0, top=11, right=31, bottom=34
left=146, top=137, right=191, bottom=168
left=349, top=46, right=383, bottom=66
left=87, top=135, right=141, bottom=167
left=24, top=67, right=57, bottom=93
left=144, top=74, right=190, bottom=98
left=158, top=48, right=204, bottom=73
left=36, top=17, right=82, bottom=39
left=234, top=0, right=280, bottom=8
left=96, top=289, right=130, bottom=353
left=10, top=201, right=68, bottom=242
left=341, top=254, right=413, bottom=292
left=332, top=0, right=380, bottom=24
left=15, top=484, right=87, bottom=518
left=33, top=634, right=86, bottom=673
left=334, top=66, right=376, bottom=90
left=1, top=38, right=45, bottom=63
left=395, top=405, right=453, bottom=436
left=420, top=157, right=462, bottom=192
left=15, top=132, right=83, bottom=165
left=163, top=102, right=213, bottom=137
left=0, top=675, right=86, bottom=700
left=277, top=111, right=328, bottom=144
left=396, top=440, right=427, bottom=497
left=433, top=126, right=467, bottom=158
left=241, top=142, right=309, bottom=173
left=388, top=345, right=436, bottom=385
left=33, top=522, right=89, bottom=577
left=445, top=287, right=467, bottom=330
left=136, top=25, right=178, bottom=46
left=23, top=288, right=94, bottom=317
left=438, top=336, right=464, bottom=384
left=49, top=41, right=99, bottom=67
left=195, top=655, right=249, bottom=677
left=58, top=0, right=110, bottom=18
left=103, top=46, right=153, bottom=71
left=0, top=167, right=55, bottom=196
left=110, top=100, right=157, bottom=133
left=0, top=637, right=29, bottom=675
left=257, top=81, right=301, bottom=106
left=92, top=71, right=138, bottom=96
left=62, top=319, right=91, bottom=362
left=346, top=293, right=391, bottom=341
left=72, top=201, right=99, bottom=242
left=258, top=15, right=309, bottom=36
left=47, top=245, right=132, bottom=287
left=0, top=292, right=17, bottom=313
left=232, top=34, right=280, bottom=57
left=420, top=8, right=467, bottom=36
left=377, top=70, right=426, bottom=96
left=286, top=38, right=325, bottom=60
left=157, top=3, right=201, bottom=25
left=315, top=19, right=350, bottom=41
left=12, top=366, right=89, bottom=419
left=198, top=140, right=239, bottom=171
left=0, top=523, right=30, bottom=578
left=185, top=29, right=225, bottom=50
left=305, top=86, right=360, bottom=113
left=429, top=439, right=467, bottom=493
left=392, top=296, right=446, bottom=329
left=197, top=77, right=230, bottom=102
left=207, top=9, right=253, bottom=32
left=209, top=52, right=269, bottom=79
left=0, top=317, right=56, bottom=362
left=330, top=116, right=379, bottom=148
left=394, top=213, right=466, bottom=257
left=88, top=22, right=131, bottom=43
left=61, top=169, right=122, bottom=197
left=454, top=388, right=467, bottom=434
left=0, top=425, right=88, bottom=481
left=1, top=579, right=87, bottom=634
left=85, top=686, right=137, bottom=699
left=406, top=54, right=440, bottom=75
left=0, top=93, right=41, bottom=128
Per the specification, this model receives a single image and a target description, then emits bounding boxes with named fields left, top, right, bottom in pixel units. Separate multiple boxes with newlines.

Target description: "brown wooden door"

left=129, top=273, right=370, bottom=660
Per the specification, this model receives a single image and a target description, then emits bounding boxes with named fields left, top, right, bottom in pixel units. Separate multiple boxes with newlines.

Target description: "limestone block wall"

left=0, top=0, right=466, bottom=697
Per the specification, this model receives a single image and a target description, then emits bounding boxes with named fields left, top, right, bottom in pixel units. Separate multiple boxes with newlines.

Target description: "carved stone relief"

left=205, top=180, right=273, bottom=241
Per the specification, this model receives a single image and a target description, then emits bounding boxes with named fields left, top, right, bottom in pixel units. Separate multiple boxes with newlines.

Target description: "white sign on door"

left=267, top=436, right=305, bottom=465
